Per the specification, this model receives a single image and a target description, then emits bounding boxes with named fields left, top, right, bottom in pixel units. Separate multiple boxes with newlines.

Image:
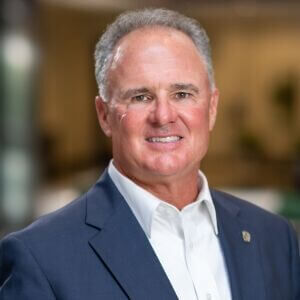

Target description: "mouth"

left=146, top=136, right=183, bottom=143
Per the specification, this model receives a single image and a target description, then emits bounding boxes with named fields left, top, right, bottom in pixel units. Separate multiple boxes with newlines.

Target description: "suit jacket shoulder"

left=211, top=188, right=297, bottom=238
left=211, top=188, right=300, bottom=300
left=0, top=171, right=178, bottom=300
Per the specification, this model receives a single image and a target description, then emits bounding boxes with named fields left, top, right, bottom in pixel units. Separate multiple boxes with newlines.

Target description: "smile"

left=146, top=136, right=182, bottom=143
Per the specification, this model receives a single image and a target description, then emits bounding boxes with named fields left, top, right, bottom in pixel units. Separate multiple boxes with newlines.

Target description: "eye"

left=132, top=94, right=152, bottom=102
left=174, top=92, right=192, bottom=99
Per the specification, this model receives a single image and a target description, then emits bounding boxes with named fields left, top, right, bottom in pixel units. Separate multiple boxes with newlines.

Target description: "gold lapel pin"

left=242, top=230, right=251, bottom=243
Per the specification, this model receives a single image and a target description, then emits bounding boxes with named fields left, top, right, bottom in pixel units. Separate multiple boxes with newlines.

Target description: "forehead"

left=111, top=26, right=202, bottom=67
left=107, top=26, right=209, bottom=94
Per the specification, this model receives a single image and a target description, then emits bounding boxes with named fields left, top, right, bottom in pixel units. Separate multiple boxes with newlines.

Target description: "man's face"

left=96, top=27, right=218, bottom=184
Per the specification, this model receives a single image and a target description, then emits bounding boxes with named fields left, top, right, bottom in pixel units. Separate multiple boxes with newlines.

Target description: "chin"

left=145, top=158, right=188, bottom=177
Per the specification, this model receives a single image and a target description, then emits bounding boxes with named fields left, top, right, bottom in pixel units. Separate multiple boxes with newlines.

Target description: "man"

left=0, top=8, right=299, bottom=300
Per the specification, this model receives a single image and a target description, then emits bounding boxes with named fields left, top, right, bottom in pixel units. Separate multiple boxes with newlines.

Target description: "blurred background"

left=0, top=0, right=300, bottom=239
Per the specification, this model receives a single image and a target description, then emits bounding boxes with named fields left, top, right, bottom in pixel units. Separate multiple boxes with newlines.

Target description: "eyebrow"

left=169, top=83, right=199, bottom=94
left=120, top=83, right=199, bottom=99
left=121, top=87, right=150, bottom=99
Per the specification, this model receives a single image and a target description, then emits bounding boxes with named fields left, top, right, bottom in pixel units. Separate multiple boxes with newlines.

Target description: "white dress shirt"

left=108, top=161, right=232, bottom=300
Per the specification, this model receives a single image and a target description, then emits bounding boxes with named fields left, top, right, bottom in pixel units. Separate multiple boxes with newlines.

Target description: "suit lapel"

left=212, top=190, right=267, bottom=300
left=86, top=171, right=178, bottom=300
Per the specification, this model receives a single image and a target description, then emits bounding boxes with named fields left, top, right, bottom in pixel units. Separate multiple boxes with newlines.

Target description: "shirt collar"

left=197, top=171, right=219, bottom=235
left=108, top=160, right=218, bottom=237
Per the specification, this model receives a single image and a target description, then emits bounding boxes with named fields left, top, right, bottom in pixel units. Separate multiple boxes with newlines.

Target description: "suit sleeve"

left=288, top=223, right=300, bottom=300
left=0, top=234, right=56, bottom=300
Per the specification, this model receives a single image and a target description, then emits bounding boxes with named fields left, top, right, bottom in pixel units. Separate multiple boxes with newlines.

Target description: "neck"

left=128, top=170, right=200, bottom=210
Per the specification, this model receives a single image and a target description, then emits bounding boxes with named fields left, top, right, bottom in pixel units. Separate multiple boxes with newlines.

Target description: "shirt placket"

left=152, top=205, right=198, bottom=300
left=182, top=209, right=221, bottom=300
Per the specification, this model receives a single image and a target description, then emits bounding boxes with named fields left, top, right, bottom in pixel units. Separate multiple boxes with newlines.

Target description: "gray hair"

left=94, top=8, right=215, bottom=101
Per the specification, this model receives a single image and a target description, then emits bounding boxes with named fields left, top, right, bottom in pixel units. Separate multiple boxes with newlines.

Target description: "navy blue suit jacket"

left=1, top=170, right=300, bottom=299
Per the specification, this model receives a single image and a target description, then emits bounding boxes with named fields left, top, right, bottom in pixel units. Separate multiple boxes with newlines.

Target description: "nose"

left=149, top=98, right=178, bottom=126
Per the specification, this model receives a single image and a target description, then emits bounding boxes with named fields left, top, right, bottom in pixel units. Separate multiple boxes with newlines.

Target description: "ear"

left=208, top=88, right=219, bottom=131
left=95, top=96, right=112, bottom=137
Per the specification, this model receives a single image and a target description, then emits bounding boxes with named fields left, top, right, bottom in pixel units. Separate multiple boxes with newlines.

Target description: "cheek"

left=180, top=105, right=210, bottom=130
left=112, top=106, right=146, bottom=137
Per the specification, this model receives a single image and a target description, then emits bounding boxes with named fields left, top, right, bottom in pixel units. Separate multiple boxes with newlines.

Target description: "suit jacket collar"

left=85, top=170, right=178, bottom=299
left=211, top=190, right=267, bottom=300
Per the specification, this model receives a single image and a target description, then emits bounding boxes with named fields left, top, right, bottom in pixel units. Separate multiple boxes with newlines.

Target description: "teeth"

left=147, top=136, right=181, bottom=143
